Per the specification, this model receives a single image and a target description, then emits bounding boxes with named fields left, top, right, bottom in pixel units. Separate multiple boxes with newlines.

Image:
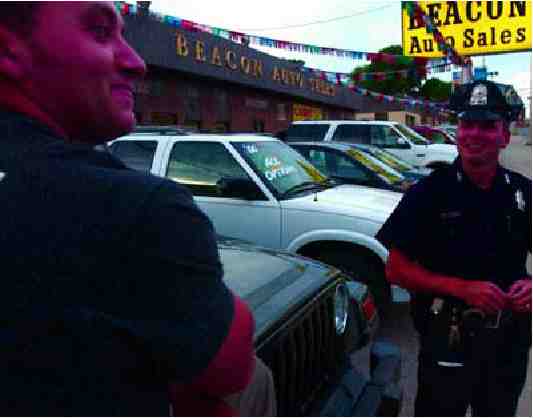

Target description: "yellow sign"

left=292, top=104, right=323, bottom=121
left=402, top=1, right=531, bottom=57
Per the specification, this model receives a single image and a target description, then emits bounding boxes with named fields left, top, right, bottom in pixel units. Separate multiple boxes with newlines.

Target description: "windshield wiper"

left=280, top=181, right=329, bottom=199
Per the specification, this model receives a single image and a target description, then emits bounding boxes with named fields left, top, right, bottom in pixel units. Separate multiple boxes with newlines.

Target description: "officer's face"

left=13, top=2, right=146, bottom=143
left=457, top=120, right=510, bottom=167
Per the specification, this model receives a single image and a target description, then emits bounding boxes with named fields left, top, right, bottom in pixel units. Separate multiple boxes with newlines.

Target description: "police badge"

left=469, top=84, right=488, bottom=106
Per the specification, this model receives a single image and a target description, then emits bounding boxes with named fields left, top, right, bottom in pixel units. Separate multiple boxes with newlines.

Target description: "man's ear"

left=499, top=121, right=511, bottom=148
left=0, top=26, right=31, bottom=81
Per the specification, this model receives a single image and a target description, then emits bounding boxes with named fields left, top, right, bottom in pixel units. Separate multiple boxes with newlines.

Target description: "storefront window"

left=150, top=112, right=177, bottom=125
left=183, top=120, right=201, bottom=131
left=215, top=89, right=229, bottom=122
left=253, top=120, right=265, bottom=133
left=277, top=104, right=287, bottom=121
left=151, top=80, right=163, bottom=97
left=213, top=122, right=230, bottom=133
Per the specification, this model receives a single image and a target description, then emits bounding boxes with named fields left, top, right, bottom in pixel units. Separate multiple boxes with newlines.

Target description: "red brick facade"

left=133, top=67, right=354, bottom=134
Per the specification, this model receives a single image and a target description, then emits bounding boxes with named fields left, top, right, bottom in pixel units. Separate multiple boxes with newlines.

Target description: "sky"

left=149, top=0, right=532, bottom=113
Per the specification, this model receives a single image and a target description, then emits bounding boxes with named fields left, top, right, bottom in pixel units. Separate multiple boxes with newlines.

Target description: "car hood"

left=281, top=184, right=402, bottom=222
left=218, top=238, right=338, bottom=339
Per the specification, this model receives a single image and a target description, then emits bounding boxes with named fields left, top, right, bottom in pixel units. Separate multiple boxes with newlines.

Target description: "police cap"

left=449, top=80, right=523, bottom=122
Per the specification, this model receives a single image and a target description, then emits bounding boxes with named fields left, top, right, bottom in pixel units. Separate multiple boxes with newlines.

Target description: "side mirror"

left=216, top=177, right=263, bottom=200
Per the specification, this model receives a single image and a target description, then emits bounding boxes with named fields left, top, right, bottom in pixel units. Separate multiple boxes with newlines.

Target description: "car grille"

left=256, top=282, right=346, bottom=416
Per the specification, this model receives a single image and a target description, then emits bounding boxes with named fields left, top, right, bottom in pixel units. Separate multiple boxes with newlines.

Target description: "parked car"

left=351, top=144, right=432, bottom=182
left=218, top=236, right=402, bottom=416
left=289, top=141, right=415, bottom=193
left=108, top=130, right=403, bottom=309
left=284, top=120, right=458, bottom=169
left=438, top=124, right=457, bottom=139
left=412, top=125, right=456, bottom=145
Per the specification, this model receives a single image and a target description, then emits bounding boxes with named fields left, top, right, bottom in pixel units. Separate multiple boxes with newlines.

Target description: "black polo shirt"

left=377, top=159, right=531, bottom=333
left=0, top=111, right=235, bottom=415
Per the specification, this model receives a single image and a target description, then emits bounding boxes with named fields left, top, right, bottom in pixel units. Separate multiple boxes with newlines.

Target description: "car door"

left=369, top=125, right=417, bottom=165
left=159, top=139, right=282, bottom=249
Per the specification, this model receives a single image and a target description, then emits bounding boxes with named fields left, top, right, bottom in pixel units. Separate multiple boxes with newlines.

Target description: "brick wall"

left=133, top=67, right=352, bottom=134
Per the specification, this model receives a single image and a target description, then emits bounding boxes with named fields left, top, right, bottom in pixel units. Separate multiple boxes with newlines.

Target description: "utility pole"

left=525, top=60, right=533, bottom=145
left=461, top=57, right=473, bottom=84
left=526, top=94, right=531, bottom=145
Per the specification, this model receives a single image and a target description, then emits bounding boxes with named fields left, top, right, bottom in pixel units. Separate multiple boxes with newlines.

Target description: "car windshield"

left=395, top=124, right=429, bottom=145
left=431, top=131, right=449, bottom=144
left=232, top=140, right=329, bottom=196
left=344, top=148, right=405, bottom=185
left=360, top=146, right=415, bottom=173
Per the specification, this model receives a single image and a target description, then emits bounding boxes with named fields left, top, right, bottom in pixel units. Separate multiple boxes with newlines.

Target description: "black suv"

left=218, top=237, right=402, bottom=416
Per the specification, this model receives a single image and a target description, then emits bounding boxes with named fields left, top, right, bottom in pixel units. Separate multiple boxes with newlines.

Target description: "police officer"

left=377, top=79, right=531, bottom=417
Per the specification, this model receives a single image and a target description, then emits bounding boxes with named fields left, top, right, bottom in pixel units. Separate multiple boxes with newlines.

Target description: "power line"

left=239, top=4, right=394, bottom=32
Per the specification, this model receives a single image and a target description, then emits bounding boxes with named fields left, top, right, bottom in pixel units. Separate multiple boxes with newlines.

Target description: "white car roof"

left=113, top=133, right=280, bottom=143
left=291, top=120, right=400, bottom=126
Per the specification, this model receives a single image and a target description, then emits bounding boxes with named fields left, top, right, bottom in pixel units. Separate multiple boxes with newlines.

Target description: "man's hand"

left=459, top=281, right=507, bottom=314
left=507, top=278, right=532, bottom=313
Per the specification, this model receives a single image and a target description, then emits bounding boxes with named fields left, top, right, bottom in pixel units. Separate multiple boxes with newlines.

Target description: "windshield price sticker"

left=265, top=156, right=281, bottom=168
left=265, top=165, right=296, bottom=181
left=262, top=155, right=297, bottom=181
left=243, top=144, right=259, bottom=154
left=347, top=149, right=402, bottom=184
left=296, top=160, right=327, bottom=183
left=373, top=150, right=410, bottom=171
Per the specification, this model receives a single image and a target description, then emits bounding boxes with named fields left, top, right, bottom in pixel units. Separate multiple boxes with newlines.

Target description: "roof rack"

left=133, top=125, right=191, bottom=136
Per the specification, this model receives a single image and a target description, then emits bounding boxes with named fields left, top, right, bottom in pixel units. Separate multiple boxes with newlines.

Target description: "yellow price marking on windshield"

left=346, top=149, right=402, bottom=183
left=296, top=160, right=328, bottom=183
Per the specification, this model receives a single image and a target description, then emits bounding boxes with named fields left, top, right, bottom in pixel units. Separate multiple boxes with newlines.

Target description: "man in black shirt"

left=377, top=80, right=530, bottom=416
left=0, top=2, right=274, bottom=415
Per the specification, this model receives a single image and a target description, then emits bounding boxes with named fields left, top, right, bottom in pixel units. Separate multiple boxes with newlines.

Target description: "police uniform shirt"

left=377, top=159, right=531, bottom=331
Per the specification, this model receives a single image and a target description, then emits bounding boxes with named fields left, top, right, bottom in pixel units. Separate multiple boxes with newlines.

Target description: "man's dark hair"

left=0, top=2, right=41, bottom=37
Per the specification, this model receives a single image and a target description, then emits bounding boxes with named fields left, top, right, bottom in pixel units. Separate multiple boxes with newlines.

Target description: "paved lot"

left=352, top=136, right=532, bottom=416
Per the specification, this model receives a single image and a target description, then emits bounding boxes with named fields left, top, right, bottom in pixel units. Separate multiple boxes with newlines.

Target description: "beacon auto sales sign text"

left=402, top=1, right=531, bottom=57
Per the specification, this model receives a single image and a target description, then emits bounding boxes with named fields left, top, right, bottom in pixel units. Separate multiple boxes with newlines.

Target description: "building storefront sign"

left=176, top=31, right=336, bottom=98
left=293, top=104, right=323, bottom=121
left=402, top=1, right=531, bottom=57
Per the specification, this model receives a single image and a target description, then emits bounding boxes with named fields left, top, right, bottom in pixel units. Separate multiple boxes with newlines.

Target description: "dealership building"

left=123, top=13, right=425, bottom=133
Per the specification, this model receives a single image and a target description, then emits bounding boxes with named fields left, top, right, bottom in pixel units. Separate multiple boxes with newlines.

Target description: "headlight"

left=334, top=283, right=349, bottom=335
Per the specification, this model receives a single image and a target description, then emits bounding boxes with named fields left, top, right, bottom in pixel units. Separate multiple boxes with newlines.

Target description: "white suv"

left=108, top=131, right=404, bottom=307
left=284, top=120, right=458, bottom=169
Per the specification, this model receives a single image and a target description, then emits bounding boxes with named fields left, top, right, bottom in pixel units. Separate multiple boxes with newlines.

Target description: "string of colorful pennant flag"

left=403, top=2, right=465, bottom=66
left=301, top=66, right=429, bottom=85
left=350, top=87, right=449, bottom=113
left=115, top=1, right=462, bottom=70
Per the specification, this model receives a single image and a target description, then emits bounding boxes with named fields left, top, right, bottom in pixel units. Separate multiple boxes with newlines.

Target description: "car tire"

left=311, top=249, right=392, bottom=314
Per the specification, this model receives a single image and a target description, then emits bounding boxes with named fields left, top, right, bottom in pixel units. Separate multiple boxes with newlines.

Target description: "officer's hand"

left=461, top=281, right=507, bottom=314
left=507, top=279, right=531, bottom=313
